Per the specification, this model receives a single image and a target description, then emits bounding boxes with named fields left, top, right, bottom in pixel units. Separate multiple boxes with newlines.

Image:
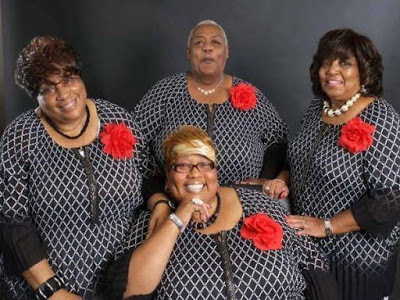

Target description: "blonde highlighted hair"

left=163, top=126, right=217, bottom=169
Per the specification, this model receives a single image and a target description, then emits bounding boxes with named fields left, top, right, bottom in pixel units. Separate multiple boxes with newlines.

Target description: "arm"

left=124, top=199, right=209, bottom=297
left=0, top=128, right=80, bottom=299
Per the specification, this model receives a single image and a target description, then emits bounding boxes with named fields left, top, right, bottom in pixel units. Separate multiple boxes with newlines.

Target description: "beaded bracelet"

left=35, top=275, right=64, bottom=300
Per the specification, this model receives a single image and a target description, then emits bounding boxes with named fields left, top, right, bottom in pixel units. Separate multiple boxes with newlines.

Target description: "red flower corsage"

left=338, top=117, right=375, bottom=153
left=99, top=123, right=137, bottom=159
left=240, top=213, right=283, bottom=250
left=230, top=83, right=257, bottom=110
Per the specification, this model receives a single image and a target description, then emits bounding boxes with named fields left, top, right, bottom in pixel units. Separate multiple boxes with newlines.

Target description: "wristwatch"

left=324, top=218, right=333, bottom=237
left=152, top=199, right=177, bottom=211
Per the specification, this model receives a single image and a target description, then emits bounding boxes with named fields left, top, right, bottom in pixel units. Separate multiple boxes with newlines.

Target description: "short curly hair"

left=15, top=36, right=82, bottom=98
left=163, top=126, right=217, bottom=171
left=310, top=28, right=383, bottom=99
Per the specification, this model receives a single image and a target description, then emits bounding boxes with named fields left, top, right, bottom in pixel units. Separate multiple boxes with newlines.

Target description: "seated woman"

left=0, top=36, right=151, bottom=299
left=107, top=126, right=338, bottom=300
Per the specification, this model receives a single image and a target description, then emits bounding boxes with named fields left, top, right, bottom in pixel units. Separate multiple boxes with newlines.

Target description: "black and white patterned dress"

left=126, top=188, right=328, bottom=300
left=134, top=73, right=288, bottom=184
left=0, top=100, right=146, bottom=299
left=288, top=98, right=400, bottom=300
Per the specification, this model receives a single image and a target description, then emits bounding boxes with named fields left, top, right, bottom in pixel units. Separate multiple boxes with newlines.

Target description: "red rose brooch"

left=230, top=83, right=257, bottom=110
left=99, top=123, right=137, bottom=159
left=338, top=117, right=375, bottom=153
left=240, top=213, right=283, bottom=250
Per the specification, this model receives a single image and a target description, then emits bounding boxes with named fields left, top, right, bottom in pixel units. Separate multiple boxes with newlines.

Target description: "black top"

left=288, top=97, right=400, bottom=300
left=0, top=100, right=149, bottom=298
left=106, top=189, right=339, bottom=300
left=134, top=73, right=288, bottom=184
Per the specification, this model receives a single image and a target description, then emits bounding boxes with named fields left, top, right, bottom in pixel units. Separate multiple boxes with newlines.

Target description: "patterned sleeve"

left=256, top=89, right=289, bottom=178
left=352, top=101, right=400, bottom=234
left=0, top=118, right=46, bottom=274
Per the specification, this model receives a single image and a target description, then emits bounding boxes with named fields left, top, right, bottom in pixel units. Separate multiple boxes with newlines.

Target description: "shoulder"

left=236, top=188, right=289, bottom=222
left=1, top=111, right=39, bottom=165
left=94, top=99, right=132, bottom=122
left=146, top=73, right=187, bottom=94
left=362, top=99, right=400, bottom=140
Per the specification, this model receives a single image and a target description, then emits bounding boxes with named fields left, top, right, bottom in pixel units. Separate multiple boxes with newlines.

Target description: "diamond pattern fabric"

left=125, top=188, right=328, bottom=300
left=288, top=98, right=400, bottom=300
left=0, top=100, right=145, bottom=298
left=134, top=73, right=288, bottom=184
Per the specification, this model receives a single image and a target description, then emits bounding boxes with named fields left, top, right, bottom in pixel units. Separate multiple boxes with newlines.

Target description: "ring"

left=264, top=186, right=270, bottom=191
left=302, top=220, right=306, bottom=227
left=191, top=197, right=204, bottom=206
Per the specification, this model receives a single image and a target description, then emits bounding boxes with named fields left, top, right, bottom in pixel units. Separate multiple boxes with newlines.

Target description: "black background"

left=1, top=0, right=400, bottom=136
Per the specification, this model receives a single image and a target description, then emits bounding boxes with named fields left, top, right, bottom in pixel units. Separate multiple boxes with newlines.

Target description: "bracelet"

left=35, top=275, right=65, bottom=300
left=168, top=213, right=185, bottom=233
left=274, top=178, right=287, bottom=185
left=324, top=218, right=333, bottom=237
left=152, top=199, right=176, bottom=211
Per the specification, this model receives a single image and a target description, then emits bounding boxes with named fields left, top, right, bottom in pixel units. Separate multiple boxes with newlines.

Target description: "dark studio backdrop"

left=1, top=0, right=400, bottom=137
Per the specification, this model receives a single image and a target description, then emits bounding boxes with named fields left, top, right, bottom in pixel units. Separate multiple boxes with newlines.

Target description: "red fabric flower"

left=338, top=117, right=375, bottom=153
left=99, top=123, right=137, bottom=159
left=240, top=213, right=283, bottom=251
left=230, top=83, right=257, bottom=110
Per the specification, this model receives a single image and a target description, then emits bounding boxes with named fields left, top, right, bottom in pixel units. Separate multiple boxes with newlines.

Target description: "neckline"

left=36, top=99, right=101, bottom=150
left=320, top=97, right=379, bottom=127
left=185, top=72, right=233, bottom=106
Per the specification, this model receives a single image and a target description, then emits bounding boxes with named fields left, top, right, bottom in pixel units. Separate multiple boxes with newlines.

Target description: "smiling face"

left=37, top=74, right=88, bottom=127
left=166, top=154, right=218, bottom=205
left=319, top=56, right=361, bottom=103
left=187, top=24, right=229, bottom=78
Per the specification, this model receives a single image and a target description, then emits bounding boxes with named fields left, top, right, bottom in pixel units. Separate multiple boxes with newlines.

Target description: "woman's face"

left=37, top=74, right=88, bottom=126
left=166, top=154, right=218, bottom=205
left=319, top=56, right=361, bottom=102
left=187, top=24, right=229, bottom=78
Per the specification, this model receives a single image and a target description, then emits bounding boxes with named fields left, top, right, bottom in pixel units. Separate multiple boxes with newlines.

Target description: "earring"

left=360, top=85, right=367, bottom=94
left=164, top=185, right=170, bottom=193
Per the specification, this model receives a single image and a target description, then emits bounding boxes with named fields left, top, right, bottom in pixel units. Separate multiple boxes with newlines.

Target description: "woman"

left=0, top=36, right=150, bottom=299
left=135, top=20, right=289, bottom=199
left=107, top=126, right=338, bottom=300
left=285, top=29, right=400, bottom=300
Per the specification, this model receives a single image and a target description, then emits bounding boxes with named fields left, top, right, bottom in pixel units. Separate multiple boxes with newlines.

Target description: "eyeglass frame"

left=171, top=162, right=216, bottom=173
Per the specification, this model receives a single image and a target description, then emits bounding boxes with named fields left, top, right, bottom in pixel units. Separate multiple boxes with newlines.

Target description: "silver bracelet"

left=324, top=218, right=333, bottom=237
left=168, top=213, right=185, bottom=233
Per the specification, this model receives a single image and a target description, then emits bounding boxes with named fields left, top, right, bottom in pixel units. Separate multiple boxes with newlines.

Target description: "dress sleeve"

left=351, top=104, right=400, bottom=235
left=295, top=234, right=339, bottom=300
left=0, top=127, right=47, bottom=275
left=256, top=90, right=288, bottom=178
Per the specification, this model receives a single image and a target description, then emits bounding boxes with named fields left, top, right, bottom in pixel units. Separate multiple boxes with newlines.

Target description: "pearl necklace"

left=192, top=75, right=224, bottom=96
left=323, top=93, right=361, bottom=117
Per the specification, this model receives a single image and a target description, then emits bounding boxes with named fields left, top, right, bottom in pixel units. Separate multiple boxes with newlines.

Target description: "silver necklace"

left=192, top=75, right=224, bottom=96
left=323, top=93, right=361, bottom=117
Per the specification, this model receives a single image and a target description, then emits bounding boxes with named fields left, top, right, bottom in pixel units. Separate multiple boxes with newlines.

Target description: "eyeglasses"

left=171, top=162, right=215, bottom=173
left=39, top=75, right=80, bottom=96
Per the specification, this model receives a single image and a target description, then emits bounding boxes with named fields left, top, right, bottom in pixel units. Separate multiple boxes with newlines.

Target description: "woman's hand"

left=148, top=203, right=172, bottom=238
left=240, top=177, right=289, bottom=199
left=285, top=215, right=326, bottom=238
left=174, top=199, right=211, bottom=227
left=49, top=289, right=82, bottom=299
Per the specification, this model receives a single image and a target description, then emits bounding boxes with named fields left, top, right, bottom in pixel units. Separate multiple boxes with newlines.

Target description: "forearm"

left=22, top=259, right=55, bottom=290
left=330, top=209, right=360, bottom=235
left=125, top=219, right=180, bottom=296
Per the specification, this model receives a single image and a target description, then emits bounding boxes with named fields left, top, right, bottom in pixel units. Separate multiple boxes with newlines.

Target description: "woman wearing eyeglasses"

left=105, top=126, right=338, bottom=300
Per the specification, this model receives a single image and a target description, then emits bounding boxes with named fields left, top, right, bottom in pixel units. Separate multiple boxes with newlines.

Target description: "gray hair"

left=187, top=20, right=228, bottom=48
